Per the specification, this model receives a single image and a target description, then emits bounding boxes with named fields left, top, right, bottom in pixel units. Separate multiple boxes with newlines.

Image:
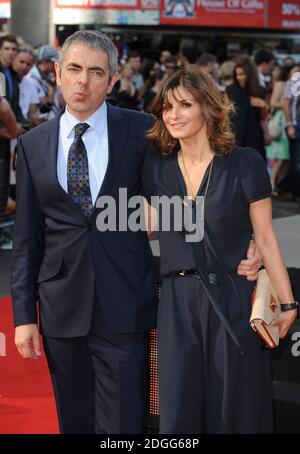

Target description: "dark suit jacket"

left=11, top=104, right=158, bottom=337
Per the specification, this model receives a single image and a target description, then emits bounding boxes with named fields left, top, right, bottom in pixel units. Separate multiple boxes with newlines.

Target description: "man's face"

left=39, top=60, right=55, bottom=76
left=160, top=50, right=171, bottom=64
left=12, top=52, right=34, bottom=77
left=235, top=67, right=247, bottom=88
left=0, top=40, right=18, bottom=67
left=128, top=56, right=141, bottom=72
left=55, top=43, right=119, bottom=121
left=262, top=59, right=275, bottom=76
left=164, top=62, right=177, bottom=77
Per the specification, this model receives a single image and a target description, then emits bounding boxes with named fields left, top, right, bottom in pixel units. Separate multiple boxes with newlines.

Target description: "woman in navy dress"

left=142, top=67, right=297, bottom=434
left=226, top=55, right=268, bottom=159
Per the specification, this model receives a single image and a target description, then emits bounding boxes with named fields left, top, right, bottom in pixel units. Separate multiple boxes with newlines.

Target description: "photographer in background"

left=26, top=45, right=63, bottom=119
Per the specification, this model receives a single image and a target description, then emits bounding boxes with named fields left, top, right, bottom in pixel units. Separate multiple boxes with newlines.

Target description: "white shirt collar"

left=63, top=102, right=107, bottom=138
left=259, top=72, right=266, bottom=88
left=28, top=65, right=42, bottom=80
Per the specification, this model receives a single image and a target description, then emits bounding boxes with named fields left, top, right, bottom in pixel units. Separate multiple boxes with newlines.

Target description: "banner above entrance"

left=54, top=0, right=160, bottom=24
left=0, top=0, right=11, bottom=19
left=2, top=0, right=299, bottom=29
left=160, top=0, right=267, bottom=28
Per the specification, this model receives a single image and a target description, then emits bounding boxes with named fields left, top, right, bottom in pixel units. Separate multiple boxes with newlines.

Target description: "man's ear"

left=54, top=62, right=62, bottom=87
left=107, top=72, right=120, bottom=94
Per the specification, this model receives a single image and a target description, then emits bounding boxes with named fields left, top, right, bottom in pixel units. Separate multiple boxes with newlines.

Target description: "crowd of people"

left=0, top=34, right=63, bottom=249
left=112, top=47, right=300, bottom=204
left=0, top=35, right=299, bottom=250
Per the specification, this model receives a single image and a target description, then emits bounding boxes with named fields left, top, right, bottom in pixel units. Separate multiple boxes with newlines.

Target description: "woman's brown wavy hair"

left=147, top=66, right=235, bottom=156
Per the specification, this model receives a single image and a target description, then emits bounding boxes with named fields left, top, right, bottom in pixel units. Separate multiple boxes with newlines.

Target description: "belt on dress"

left=166, top=270, right=218, bottom=286
left=164, top=269, right=245, bottom=355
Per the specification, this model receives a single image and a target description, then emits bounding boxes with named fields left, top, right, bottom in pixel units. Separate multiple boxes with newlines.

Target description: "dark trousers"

left=43, top=308, right=147, bottom=434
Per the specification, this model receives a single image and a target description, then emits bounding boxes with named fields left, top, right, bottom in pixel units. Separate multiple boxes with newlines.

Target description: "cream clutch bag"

left=249, top=269, right=281, bottom=349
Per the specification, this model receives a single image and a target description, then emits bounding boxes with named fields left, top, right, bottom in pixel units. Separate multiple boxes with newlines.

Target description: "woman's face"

left=235, top=67, right=247, bottom=88
left=164, top=62, right=177, bottom=77
left=162, top=85, right=205, bottom=141
left=152, top=62, right=160, bottom=75
left=122, top=63, right=133, bottom=78
left=272, top=65, right=281, bottom=81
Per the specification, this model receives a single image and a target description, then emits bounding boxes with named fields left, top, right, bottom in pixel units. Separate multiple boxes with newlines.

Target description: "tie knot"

left=74, top=123, right=90, bottom=138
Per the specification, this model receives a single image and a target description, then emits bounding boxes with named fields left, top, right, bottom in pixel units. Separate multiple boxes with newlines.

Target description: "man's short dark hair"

left=0, top=34, right=18, bottom=49
left=17, top=47, right=35, bottom=60
left=128, top=51, right=141, bottom=60
left=197, top=52, right=217, bottom=67
left=254, top=49, right=275, bottom=66
left=181, top=47, right=198, bottom=64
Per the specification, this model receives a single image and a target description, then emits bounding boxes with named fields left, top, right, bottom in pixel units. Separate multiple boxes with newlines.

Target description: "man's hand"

left=15, top=324, right=41, bottom=359
left=237, top=240, right=262, bottom=281
left=16, top=123, right=25, bottom=136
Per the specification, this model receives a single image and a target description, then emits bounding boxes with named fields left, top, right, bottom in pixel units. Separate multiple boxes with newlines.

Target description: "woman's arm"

left=0, top=98, right=22, bottom=138
left=283, top=97, right=296, bottom=140
left=270, top=81, right=284, bottom=109
left=250, top=197, right=297, bottom=338
left=250, top=96, right=267, bottom=109
left=143, top=198, right=158, bottom=239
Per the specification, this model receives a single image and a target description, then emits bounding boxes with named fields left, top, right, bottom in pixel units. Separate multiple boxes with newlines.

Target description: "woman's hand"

left=287, top=125, right=296, bottom=140
left=237, top=239, right=262, bottom=281
left=271, top=309, right=297, bottom=339
left=250, top=97, right=267, bottom=109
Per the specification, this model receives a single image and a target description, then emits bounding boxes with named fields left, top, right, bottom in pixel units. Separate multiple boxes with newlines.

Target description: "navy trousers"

left=43, top=306, right=147, bottom=434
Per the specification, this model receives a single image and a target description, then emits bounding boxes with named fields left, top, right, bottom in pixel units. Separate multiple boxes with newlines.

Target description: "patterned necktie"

left=67, top=122, right=93, bottom=216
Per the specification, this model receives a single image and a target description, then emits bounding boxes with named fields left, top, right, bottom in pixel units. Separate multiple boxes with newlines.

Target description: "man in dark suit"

left=11, top=30, right=157, bottom=434
left=12, top=30, right=262, bottom=434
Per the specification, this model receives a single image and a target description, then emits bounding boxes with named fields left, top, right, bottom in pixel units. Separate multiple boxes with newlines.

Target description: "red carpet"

left=0, top=296, right=59, bottom=434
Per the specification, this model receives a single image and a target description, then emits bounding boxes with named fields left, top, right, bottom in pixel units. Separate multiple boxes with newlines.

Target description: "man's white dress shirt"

left=57, top=102, right=109, bottom=205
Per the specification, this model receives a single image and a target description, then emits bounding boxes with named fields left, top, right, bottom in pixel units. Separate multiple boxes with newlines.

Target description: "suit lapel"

left=40, top=113, right=60, bottom=187
left=92, top=104, right=128, bottom=207
left=40, top=112, right=87, bottom=220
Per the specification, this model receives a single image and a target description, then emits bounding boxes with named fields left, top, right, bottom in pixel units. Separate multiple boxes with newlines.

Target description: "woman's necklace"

left=180, top=151, right=214, bottom=201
